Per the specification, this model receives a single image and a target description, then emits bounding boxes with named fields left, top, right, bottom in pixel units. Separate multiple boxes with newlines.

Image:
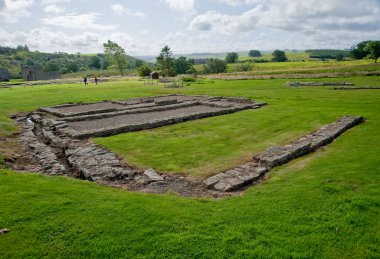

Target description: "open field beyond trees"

left=1, top=74, right=380, bottom=257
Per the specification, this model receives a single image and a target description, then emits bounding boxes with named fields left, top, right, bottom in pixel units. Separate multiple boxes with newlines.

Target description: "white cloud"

left=190, top=6, right=262, bottom=34
left=0, top=26, right=163, bottom=55
left=110, top=4, right=125, bottom=15
left=110, top=4, right=146, bottom=18
left=40, top=0, right=70, bottom=5
left=256, top=0, right=380, bottom=33
left=165, top=0, right=195, bottom=13
left=191, top=0, right=380, bottom=35
left=215, top=0, right=243, bottom=6
left=41, top=13, right=116, bottom=30
left=0, top=0, right=35, bottom=23
left=43, top=4, right=65, bottom=14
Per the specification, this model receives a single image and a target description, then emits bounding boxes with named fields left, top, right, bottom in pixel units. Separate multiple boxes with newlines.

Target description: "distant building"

left=0, top=68, right=10, bottom=82
left=151, top=71, right=159, bottom=79
left=22, top=65, right=61, bottom=81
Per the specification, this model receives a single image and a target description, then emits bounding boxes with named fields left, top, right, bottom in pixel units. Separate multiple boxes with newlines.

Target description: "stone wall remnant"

left=203, top=116, right=364, bottom=192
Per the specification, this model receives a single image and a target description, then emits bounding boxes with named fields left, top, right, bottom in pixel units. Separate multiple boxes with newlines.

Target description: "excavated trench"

left=10, top=94, right=364, bottom=198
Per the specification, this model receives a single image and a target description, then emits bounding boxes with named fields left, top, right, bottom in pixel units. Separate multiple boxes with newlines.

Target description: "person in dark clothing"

left=83, top=76, right=88, bottom=85
left=94, top=76, right=98, bottom=85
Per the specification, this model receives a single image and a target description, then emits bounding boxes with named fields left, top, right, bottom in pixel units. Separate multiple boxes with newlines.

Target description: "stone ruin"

left=38, top=94, right=266, bottom=139
left=203, top=116, right=364, bottom=191
left=13, top=93, right=364, bottom=198
left=287, top=81, right=354, bottom=87
left=333, top=86, right=380, bottom=90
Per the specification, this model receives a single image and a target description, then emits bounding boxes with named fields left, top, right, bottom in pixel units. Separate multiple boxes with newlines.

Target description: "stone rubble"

left=19, top=121, right=66, bottom=175
left=65, top=142, right=139, bottom=181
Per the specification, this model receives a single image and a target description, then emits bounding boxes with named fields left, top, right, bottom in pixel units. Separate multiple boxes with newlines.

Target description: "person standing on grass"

left=94, top=76, right=98, bottom=85
left=83, top=76, right=88, bottom=85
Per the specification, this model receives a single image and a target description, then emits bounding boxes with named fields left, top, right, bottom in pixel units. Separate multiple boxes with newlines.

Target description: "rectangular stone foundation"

left=40, top=95, right=266, bottom=139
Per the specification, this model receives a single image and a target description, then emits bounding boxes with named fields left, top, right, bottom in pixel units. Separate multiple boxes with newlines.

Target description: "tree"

left=67, top=62, right=79, bottom=72
left=350, top=41, right=370, bottom=59
left=364, top=41, right=380, bottom=63
left=137, top=64, right=152, bottom=77
left=272, top=49, right=288, bottom=62
left=175, top=56, right=193, bottom=75
left=103, top=40, right=127, bottom=75
left=156, top=45, right=175, bottom=77
left=336, top=53, right=344, bottom=61
left=89, top=56, right=101, bottom=69
left=203, top=58, right=227, bottom=74
left=135, top=59, right=144, bottom=68
left=44, top=60, right=60, bottom=71
left=249, top=50, right=262, bottom=57
left=225, top=52, right=239, bottom=63
left=102, top=59, right=110, bottom=70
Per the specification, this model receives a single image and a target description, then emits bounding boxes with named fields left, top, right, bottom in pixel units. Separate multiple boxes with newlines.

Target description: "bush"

left=336, top=53, right=344, bottom=61
left=137, top=65, right=152, bottom=77
left=237, top=62, right=253, bottom=72
left=203, top=59, right=227, bottom=74
left=182, top=77, right=196, bottom=82
left=272, top=50, right=288, bottom=62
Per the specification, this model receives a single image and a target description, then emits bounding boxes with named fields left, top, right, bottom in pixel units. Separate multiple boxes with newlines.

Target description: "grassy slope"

left=0, top=76, right=380, bottom=257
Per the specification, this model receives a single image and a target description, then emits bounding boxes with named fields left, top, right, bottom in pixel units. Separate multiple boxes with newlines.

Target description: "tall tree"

left=350, top=41, right=370, bottom=59
left=203, top=58, right=227, bottom=74
left=156, top=45, right=175, bottom=77
left=364, top=41, right=380, bottom=63
left=175, top=57, right=193, bottom=74
left=248, top=50, right=262, bottom=57
left=103, top=40, right=127, bottom=75
left=225, top=52, right=239, bottom=63
left=272, top=49, right=288, bottom=62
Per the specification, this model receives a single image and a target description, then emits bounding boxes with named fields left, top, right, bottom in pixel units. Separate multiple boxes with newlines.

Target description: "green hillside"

left=0, top=45, right=145, bottom=79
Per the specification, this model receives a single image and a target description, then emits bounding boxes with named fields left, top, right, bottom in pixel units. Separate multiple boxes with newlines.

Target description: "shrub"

left=137, top=65, right=152, bottom=77
left=182, top=77, right=196, bottom=82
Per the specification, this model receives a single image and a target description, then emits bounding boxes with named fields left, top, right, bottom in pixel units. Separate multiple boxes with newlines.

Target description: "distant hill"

left=0, top=45, right=146, bottom=79
left=137, top=51, right=251, bottom=62
left=137, top=50, right=306, bottom=63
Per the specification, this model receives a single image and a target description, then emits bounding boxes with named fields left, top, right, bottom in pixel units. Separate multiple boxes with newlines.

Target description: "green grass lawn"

left=0, top=76, right=380, bottom=257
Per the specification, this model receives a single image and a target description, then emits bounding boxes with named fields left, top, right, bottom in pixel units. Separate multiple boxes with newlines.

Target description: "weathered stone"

left=203, top=174, right=223, bottom=188
left=238, top=172, right=261, bottom=182
left=144, top=169, right=164, bottom=182
left=214, top=182, right=231, bottom=191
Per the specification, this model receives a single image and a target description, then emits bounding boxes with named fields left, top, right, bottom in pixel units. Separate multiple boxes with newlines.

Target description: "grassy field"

left=0, top=75, right=380, bottom=257
left=194, top=59, right=379, bottom=76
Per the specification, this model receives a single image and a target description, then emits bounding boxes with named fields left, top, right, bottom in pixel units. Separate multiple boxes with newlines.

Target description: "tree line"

left=1, top=39, right=378, bottom=79
left=0, top=44, right=145, bottom=78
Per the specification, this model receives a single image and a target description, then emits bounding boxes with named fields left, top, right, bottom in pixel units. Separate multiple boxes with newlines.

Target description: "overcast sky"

left=0, top=0, right=379, bottom=56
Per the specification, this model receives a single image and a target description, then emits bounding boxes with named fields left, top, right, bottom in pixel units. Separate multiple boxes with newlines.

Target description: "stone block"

left=144, top=168, right=164, bottom=182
